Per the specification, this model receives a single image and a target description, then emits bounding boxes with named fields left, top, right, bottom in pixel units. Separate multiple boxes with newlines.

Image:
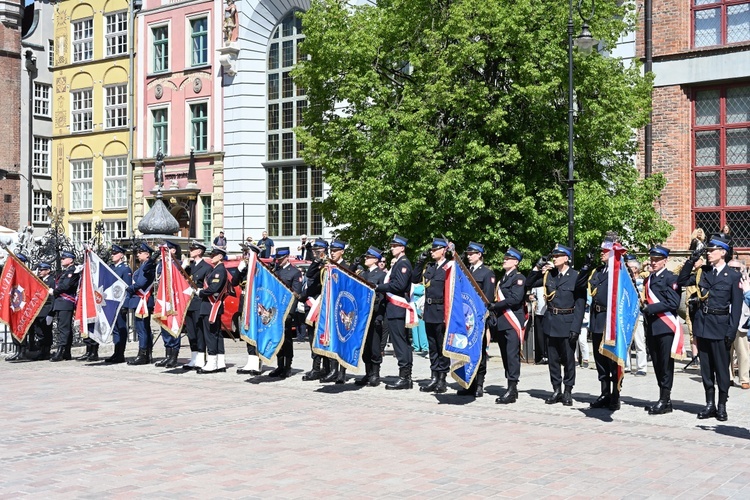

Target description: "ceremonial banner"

left=0, top=252, right=49, bottom=342
left=75, top=248, right=128, bottom=344
left=600, top=241, right=640, bottom=389
left=443, top=260, right=487, bottom=389
left=154, top=245, right=195, bottom=338
left=240, top=251, right=295, bottom=364
left=312, top=264, right=376, bottom=370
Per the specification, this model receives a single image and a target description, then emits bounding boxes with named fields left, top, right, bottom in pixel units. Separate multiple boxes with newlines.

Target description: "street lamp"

left=567, top=0, right=598, bottom=256
left=25, top=49, right=37, bottom=229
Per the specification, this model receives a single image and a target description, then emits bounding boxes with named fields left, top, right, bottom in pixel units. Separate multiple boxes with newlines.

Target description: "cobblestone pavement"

left=2, top=339, right=750, bottom=499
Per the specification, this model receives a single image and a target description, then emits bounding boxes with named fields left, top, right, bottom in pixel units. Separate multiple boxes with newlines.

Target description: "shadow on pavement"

left=525, top=388, right=554, bottom=402
left=315, top=383, right=361, bottom=393
left=696, top=424, right=750, bottom=440
left=577, top=407, right=614, bottom=422
left=433, top=393, right=477, bottom=405
left=483, top=384, right=507, bottom=397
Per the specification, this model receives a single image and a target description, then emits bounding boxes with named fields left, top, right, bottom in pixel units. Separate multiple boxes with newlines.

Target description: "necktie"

left=713, top=268, right=718, bottom=277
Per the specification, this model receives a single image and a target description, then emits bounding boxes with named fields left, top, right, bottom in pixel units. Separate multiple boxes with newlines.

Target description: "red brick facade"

left=0, top=11, right=22, bottom=230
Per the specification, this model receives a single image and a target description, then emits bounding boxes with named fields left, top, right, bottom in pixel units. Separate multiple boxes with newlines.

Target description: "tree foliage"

left=295, top=0, right=672, bottom=267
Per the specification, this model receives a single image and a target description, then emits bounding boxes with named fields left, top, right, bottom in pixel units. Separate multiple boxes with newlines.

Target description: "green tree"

left=295, top=0, right=672, bottom=267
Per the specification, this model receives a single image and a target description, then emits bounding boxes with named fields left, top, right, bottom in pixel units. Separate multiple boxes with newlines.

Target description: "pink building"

left=133, top=0, right=224, bottom=243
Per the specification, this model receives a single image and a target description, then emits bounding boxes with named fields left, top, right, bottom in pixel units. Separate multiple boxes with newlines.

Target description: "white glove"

left=182, top=258, right=190, bottom=269
left=48, top=288, right=53, bottom=296
left=45, top=315, right=53, bottom=325
left=296, top=302, right=305, bottom=313
left=238, top=260, right=247, bottom=273
left=75, top=264, right=84, bottom=273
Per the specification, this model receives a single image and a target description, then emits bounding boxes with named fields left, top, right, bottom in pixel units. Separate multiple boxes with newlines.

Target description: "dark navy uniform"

left=50, top=253, right=80, bottom=361
left=271, top=252, right=303, bottom=375
left=107, top=251, right=132, bottom=363
left=184, top=251, right=211, bottom=361
left=678, top=236, right=742, bottom=421
left=127, top=258, right=156, bottom=350
left=492, top=264, right=526, bottom=399
left=199, top=257, right=228, bottom=358
left=32, top=266, right=55, bottom=360
left=299, top=239, right=329, bottom=381
left=355, top=247, right=387, bottom=387
left=526, top=244, right=586, bottom=404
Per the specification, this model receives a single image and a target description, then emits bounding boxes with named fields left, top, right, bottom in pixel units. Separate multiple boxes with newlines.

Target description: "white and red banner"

left=154, top=245, right=195, bottom=338
left=0, top=252, right=49, bottom=343
left=75, top=248, right=128, bottom=344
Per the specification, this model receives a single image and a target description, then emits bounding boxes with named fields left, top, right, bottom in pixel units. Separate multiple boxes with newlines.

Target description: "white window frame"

left=150, top=104, right=170, bottom=157
left=186, top=13, right=210, bottom=68
left=103, top=220, right=127, bottom=241
left=187, top=99, right=209, bottom=153
left=70, top=159, right=93, bottom=211
left=104, top=84, right=128, bottom=129
left=72, top=18, right=93, bottom=63
left=32, top=136, right=50, bottom=176
left=71, top=88, right=93, bottom=133
left=70, top=221, right=92, bottom=243
left=33, top=82, right=51, bottom=118
left=48, top=39, right=54, bottom=68
left=105, top=11, right=128, bottom=57
left=32, top=190, right=51, bottom=225
left=151, top=22, right=170, bottom=74
left=104, top=156, right=128, bottom=210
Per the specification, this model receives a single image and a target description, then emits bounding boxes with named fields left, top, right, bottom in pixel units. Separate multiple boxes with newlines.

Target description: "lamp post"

left=567, top=0, right=598, bottom=256
left=25, top=50, right=37, bottom=230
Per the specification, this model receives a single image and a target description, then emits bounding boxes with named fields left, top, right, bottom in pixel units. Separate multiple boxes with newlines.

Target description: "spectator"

left=720, top=224, right=733, bottom=260
left=298, top=234, right=313, bottom=261
left=730, top=259, right=749, bottom=389
left=530, top=286, right=548, bottom=364
left=213, top=231, right=227, bottom=249
left=258, top=231, right=274, bottom=259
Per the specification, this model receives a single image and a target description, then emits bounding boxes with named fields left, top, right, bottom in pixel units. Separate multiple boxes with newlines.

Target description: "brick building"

left=643, top=0, right=750, bottom=254
left=0, top=1, right=23, bottom=230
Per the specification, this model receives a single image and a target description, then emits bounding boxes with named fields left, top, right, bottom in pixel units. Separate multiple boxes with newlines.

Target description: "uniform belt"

left=425, top=298, right=444, bottom=305
left=550, top=307, right=574, bottom=315
left=702, top=306, right=729, bottom=315
left=593, top=303, right=607, bottom=313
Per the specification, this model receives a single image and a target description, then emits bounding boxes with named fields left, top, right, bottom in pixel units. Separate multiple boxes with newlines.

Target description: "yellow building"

left=52, top=0, right=135, bottom=244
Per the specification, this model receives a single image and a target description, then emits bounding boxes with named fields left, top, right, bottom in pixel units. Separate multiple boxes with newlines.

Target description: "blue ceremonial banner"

left=601, top=242, right=640, bottom=389
left=443, top=260, right=487, bottom=389
left=76, top=249, right=128, bottom=345
left=240, top=252, right=295, bottom=364
left=312, top=265, right=376, bottom=370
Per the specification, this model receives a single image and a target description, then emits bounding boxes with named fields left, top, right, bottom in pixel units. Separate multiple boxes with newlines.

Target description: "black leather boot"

left=649, top=388, right=673, bottom=415
left=164, top=348, right=180, bottom=368
left=697, top=388, right=717, bottom=419
left=76, top=344, right=92, bottom=361
left=49, top=346, right=65, bottom=362
left=355, top=363, right=372, bottom=386
left=716, top=392, right=728, bottom=421
left=128, top=349, right=150, bottom=365
left=336, top=367, right=347, bottom=384
left=420, top=371, right=438, bottom=392
left=385, top=367, right=413, bottom=390
left=88, top=344, right=99, bottom=362
left=105, top=344, right=126, bottom=364
left=320, top=360, right=339, bottom=383
left=562, top=386, right=574, bottom=406
left=302, top=356, right=324, bottom=381
left=37, top=343, right=51, bottom=361
left=608, top=388, right=621, bottom=411
left=473, top=373, right=485, bottom=397
left=368, top=364, right=381, bottom=387
left=545, top=385, right=563, bottom=404
left=267, top=356, right=286, bottom=377
left=590, top=381, right=611, bottom=409
left=496, top=381, right=518, bottom=404
left=155, top=348, right=171, bottom=367
left=433, top=372, right=448, bottom=394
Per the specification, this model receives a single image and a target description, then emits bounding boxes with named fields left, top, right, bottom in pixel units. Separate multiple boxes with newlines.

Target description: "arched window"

left=265, top=11, right=322, bottom=238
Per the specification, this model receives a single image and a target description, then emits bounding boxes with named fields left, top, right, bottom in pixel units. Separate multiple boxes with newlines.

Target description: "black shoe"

left=545, top=387, right=562, bottom=404
left=420, top=372, right=438, bottom=393
left=49, top=347, right=66, bottom=362
left=562, top=387, right=573, bottom=406
left=128, top=349, right=150, bottom=366
left=716, top=404, right=728, bottom=421
left=368, top=365, right=381, bottom=387
left=355, top=374, right=371, bottom=386
left=697, top=403, right=717, bottom=420
left=648, top=399, right=673, bottom=415
left=164, top=350, right=180, bottom=368
left=155, top=348, right=171, bottom=367
left=302, top=369, right=324, bottom=381
left=105, top=344, right=126, bottom=364
left=320, top=368, right=339, bottom=383
left=76, top=345, right=92, bottom=361
left=88, top=345, right=99, bottom=362
left=589, top=393, right=611, bottom=409
left=608, top=395, right=621, bottom=411
left=496, top=383, right=518, bottom=404
left=385, top=377, right=413, bottom=390
left=267, top=366, right=286, bottom=378
left=5, top=349, right=22, bottom=361
left=433, top=372, right=448, bottom=394
left=335, top=368, right=347, bottom=384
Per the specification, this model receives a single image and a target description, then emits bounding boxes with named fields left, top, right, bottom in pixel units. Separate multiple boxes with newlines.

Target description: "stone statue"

left=154, top=150, right=165, bottom=190
left=223, top=0, right=238, bottom=45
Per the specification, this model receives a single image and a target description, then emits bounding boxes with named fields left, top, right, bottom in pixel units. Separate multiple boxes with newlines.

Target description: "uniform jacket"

left=199, top=262, right=227, bottom=317
left=111, top=261, right=133, bottom=313
left=578, top=264, right=608, bottom=334
left=640, top=268, right=683, bottom=337
left=185, top=258, right=212, bottom=312
left=53, top=265, right=80, bottom=312
left=412, top=258, right=449, bottom=324
left=362, top=266, right=387, bottom=321
left=677, top=262, right=742, bottom=340
left=375, top=255, right=413, bottom=320
left=527, top=266, right=586, bottom=338
left=301, top=258, right=324, bottom=300
left=39, top=273, right=56, bottom=317
left=493, top=268, right=525, bottom=332
left=127, top=259, right=156, bottom=311
left=470, top=263, right=496, bottom=303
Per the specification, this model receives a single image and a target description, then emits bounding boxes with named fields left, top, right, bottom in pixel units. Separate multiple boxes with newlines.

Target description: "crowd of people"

left=4, top=229, right=750, bottom=423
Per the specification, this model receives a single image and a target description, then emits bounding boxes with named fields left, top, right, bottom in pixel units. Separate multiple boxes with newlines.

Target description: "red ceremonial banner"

left=0, top=253, right=49, bottom=342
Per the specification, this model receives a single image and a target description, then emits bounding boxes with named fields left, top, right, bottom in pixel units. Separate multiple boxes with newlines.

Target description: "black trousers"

left=201, top=314, right=224, bottom=355
left=534, top=315, right=547, bottom=362
left=697, top=336, right=731, bottom=396
left=647, top=333, right=675, bottom=391
left=34, top=317, right=53, bottom=349
left=185, top=309, right=206, bottom=352
left=591, top=332, right=617, bottom=385
left=380, top=318, right=391, bottom=354
left=278, top=318, right=295, bottom=365
left=498, top=328, right=521, bottom=383
left=362, top=320, right=384, bottom=366
left=55, top=309, right=74, bottom=348
left=547, top=336, right=576, bottom=388
left=387, top=317, right=412, bottom=369
left=425, top=322, right=450, bottom=373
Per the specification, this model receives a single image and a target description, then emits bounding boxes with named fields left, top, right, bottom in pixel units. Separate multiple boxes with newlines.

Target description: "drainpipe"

left=644, top=0, right=653, bottom=176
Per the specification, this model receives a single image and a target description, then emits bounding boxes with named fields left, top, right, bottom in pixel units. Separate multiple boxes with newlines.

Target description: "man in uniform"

left=300, top=238, right=329, bottom=381
left=526, top=244, right=586, bottom=405
left=127, top=243, right=157, bottom=365
left=578, top=238, right=621, bottom=411
left=30, top=262, right=55, bottom=361
left=183, top=241, right=211, bottom=370
left=488, top=247, right=526, bottom=404
left=234, top=243, right=264, bottom=375
left=105, top=244, right=132, bottom=364
left=641, top=245, right=683, bottom=415
left=50, top=251, right=81, bottom=362
left=354, top=246, right=387, bottom=387
left=678, top=236, right=742, bottom=421
left=375, top=235, right=414, bottom=390
left=267, top=247, right=303, bottom=378
left=155, top=241, right=184, bottom=368
left=197, top=247, right=229, bottom=374
left=320, top=238, right=350, bottom=383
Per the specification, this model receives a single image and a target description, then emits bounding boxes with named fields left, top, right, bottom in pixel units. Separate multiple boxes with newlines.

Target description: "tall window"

left=267, top=165, right=323, bottom=237
left=190, top=102, right=208, bottom=152
left=104, top=220, right=127, bottom=241
left=70, top=221, right=92, bottom=243
left=72, top=89, right=93, bottom=133
left=32, top=191, right=51, bottom=224
left=72, top=18, right=93, bottom=62
left=33, top=82, right=51, bottom=117
left=152, top=108, right=168, bottom=155
left=71, top=159, right=93, bottom=211
left=33, top=137, right=50, bottom=176
left=105, top=84, right=128, bottom=129
left=266, top=12, right=306, bottom=162
left=152, top=25, right=169, bottom=73
left=202, top=195, right=212, bottom=245
left=190, top=17, right=208, bottom=66
left=106, top=11, right=128, bottom=56
left=693, top=84, right=750, bottom=248
left=48, top=39, right=54, bottom=68
left=693, top=0, right=750, bottom=47
left=104, top=156, right=127, bottom=209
